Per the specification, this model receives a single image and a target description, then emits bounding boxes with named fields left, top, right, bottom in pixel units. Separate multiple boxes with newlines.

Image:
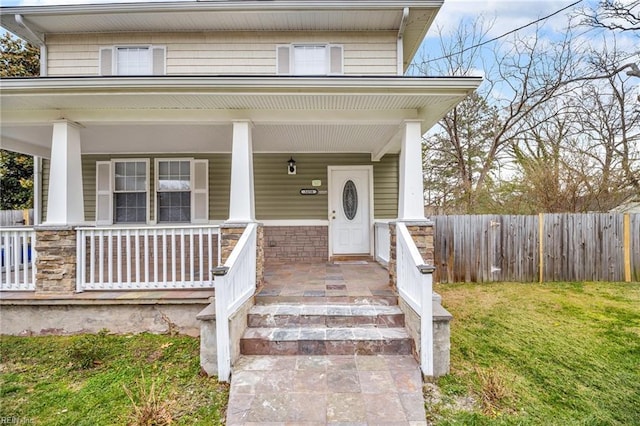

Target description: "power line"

left=421, top=0, right=584, bottom=64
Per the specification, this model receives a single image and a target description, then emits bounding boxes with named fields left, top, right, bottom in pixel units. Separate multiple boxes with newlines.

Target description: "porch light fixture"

left=287, top=157, right=297, bottom=175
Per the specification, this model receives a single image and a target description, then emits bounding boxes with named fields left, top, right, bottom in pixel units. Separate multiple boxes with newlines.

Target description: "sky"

left=3, top=0, right=634, bottom=56
left=421, top=0, right=638, bottom=70
left=2, top=0, right=637, bottom=81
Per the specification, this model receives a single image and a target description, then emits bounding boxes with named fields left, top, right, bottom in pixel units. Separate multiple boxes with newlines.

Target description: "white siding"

left=46, top=31, right=397, bottom=76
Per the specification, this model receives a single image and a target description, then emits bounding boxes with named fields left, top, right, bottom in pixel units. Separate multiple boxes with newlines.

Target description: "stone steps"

left=241, top=300, right=413, bottom=356
left=240, top=326, right=413, bottom=356
left=247, top=303, right=404, bottom=328
left=255, top=294, right=398, bottom=306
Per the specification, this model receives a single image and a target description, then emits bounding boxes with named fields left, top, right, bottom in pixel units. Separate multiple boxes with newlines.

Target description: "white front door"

left=329, top=167, right=372, bottom=255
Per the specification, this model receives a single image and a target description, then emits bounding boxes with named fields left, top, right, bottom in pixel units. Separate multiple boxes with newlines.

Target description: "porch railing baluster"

left=153, top=230, right=159, bottom=286
left=0, top=228, right=36, bottom=291
left=75, top=225, right=218, bottom=291
left=107, top=229, right=113, bottom=286
left=189, top=227, right=195, bottom=284
left=116, top=230, right=122, bottom=286
left=180, top=228, right=186, bottom=287
left=144, top=230, right=150, bottom=287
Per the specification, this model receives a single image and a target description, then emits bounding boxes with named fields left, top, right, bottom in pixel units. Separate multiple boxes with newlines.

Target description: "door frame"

left=327, top=165, right=374, bottom=259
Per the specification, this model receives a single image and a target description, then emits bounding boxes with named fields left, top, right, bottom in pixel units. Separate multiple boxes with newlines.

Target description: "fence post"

left=538, top=213, right=544, bottom=283
left=623, top=213, right=631, bottom=283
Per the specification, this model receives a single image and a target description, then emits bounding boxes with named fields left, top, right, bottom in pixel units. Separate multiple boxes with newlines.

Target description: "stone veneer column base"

left=34, top=226, right=77, bottom=295
left=388, top=221, right=435, bottom=287
left=218, top=222, right=264, bottom=288
left=256, top=225, right=265, bottom=288
left=219, top=223, right=247, bottom=264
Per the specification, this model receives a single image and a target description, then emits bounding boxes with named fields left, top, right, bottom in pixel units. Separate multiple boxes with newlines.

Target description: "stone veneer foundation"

left=263, top=226, right=328, bottom=264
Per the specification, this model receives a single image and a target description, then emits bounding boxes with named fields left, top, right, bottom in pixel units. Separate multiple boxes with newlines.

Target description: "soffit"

left=0, top=75, right=479, bottom=158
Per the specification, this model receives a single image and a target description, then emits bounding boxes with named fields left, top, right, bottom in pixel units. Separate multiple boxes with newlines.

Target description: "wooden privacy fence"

left=433, top=213, right=639, bottom=283
left=0, top=210, right=33, bottom=227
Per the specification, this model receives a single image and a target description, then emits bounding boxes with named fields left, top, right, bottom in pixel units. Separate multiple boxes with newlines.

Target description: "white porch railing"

left=76, top=225, right=220, bottom=291
left=374, top=220, right=391, bottom=265
left=0, top=227, right=36, bottom=291
left=396, top=222, right=435, bottom=377
left=214, top=223, right=258, bottom=382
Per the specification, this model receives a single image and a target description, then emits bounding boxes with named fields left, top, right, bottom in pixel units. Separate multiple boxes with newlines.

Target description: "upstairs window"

left=277, top=44, right=343, bottom=75
left=99, top=46, right=166, bottom=76
left=116, top=47, right=151, bottom=75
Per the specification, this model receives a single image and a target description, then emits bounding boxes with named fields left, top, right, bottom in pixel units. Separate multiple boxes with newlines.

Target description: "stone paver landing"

left=226, top=354, right=427, bottom=425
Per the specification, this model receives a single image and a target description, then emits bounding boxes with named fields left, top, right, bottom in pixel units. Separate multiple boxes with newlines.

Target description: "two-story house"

left=0, top=0, right=480, bottom=380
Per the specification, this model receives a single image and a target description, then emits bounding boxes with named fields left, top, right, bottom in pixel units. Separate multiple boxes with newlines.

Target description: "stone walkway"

left=226, top=354, right=427, bottom=425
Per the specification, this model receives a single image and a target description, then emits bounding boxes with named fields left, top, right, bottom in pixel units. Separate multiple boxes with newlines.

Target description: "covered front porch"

left=1, top=75, right=478, bottom=379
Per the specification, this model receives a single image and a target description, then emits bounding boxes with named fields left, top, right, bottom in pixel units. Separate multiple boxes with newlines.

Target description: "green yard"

left=430, top=281, right=640, bottom=425
left=1, top=282, right=638, bottom=425
left=0, top=332, right=228, bottom=425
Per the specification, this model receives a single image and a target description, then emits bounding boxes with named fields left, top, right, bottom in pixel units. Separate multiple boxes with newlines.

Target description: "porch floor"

left=260, top=260, right=394, bottom=301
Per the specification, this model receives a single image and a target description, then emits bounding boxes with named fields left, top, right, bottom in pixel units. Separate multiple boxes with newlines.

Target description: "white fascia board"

left=1, top=1, right=444, bottom=15
left=0, top=76, right=482, bottom=94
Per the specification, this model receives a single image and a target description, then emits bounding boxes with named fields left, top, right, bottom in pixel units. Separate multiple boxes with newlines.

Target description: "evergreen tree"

left=0, top=33, right=39, bottom=210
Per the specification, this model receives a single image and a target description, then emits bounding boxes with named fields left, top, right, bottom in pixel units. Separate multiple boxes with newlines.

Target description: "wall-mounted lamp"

left=287, top=157, right=297, bottom=175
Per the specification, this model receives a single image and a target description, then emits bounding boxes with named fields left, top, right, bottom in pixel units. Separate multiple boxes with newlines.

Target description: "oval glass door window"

left=342, top=180, right=358, bottom=220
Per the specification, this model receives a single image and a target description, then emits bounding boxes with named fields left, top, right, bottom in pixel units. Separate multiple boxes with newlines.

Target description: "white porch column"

left=227, top=120, right=255, bottom=222
left=44, top=120, right=85, bottom=225
left=398, top=120, right=426, bottom=221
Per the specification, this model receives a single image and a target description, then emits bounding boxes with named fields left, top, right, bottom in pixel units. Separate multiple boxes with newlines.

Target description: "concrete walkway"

left=226, top=354, right=428, bottom=425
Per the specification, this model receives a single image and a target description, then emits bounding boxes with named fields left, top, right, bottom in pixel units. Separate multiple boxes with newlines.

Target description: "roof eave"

left=1, top=1, right=444, bottom=16
left=0, top=75, right=482, bottom=94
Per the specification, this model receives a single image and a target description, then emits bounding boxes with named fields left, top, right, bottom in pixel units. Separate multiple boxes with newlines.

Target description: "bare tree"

left=579, top=0, right=640, bottom=32
left=417, top=18, right=583, bottom=213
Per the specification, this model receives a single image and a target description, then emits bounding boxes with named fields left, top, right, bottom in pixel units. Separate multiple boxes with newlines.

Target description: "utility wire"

left=422, top=0, right=584, bottom=63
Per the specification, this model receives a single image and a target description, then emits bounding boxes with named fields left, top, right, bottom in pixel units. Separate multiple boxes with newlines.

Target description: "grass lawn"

left=430, top=281, right=640, bottom=425
left=0, top=332, right=228, bottom=425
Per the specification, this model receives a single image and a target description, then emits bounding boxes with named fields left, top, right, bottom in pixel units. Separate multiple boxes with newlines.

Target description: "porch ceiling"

left=0, top=76, right=481, bottom=158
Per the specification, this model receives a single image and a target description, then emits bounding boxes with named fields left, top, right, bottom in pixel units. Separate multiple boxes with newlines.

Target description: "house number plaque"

left=300, top=189, right=319, bottom=195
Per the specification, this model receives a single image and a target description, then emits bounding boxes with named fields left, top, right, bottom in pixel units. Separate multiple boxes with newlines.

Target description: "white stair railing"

left=396, top=222, right=435, bottom=377
left=213, top=223, right=257, bottom=382
left=374, top=220, right=391, bottom=265
left=0, top=227, right=36, bottom=291
left=76, top=225, right=220, bottom=290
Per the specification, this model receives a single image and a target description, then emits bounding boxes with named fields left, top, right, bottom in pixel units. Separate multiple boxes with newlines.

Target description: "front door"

left=329, top=167, right=372, bottom=256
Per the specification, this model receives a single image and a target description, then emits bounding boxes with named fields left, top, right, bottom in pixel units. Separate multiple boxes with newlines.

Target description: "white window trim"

left=112, top=158, right=151, bottom=225
left=276, top=43, right=343, bottom=75
left=154, top=157, right=194, bottom=224
left=99, top=45, right=166, bottom=76
left=96, top=157, right=209, bottom=225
